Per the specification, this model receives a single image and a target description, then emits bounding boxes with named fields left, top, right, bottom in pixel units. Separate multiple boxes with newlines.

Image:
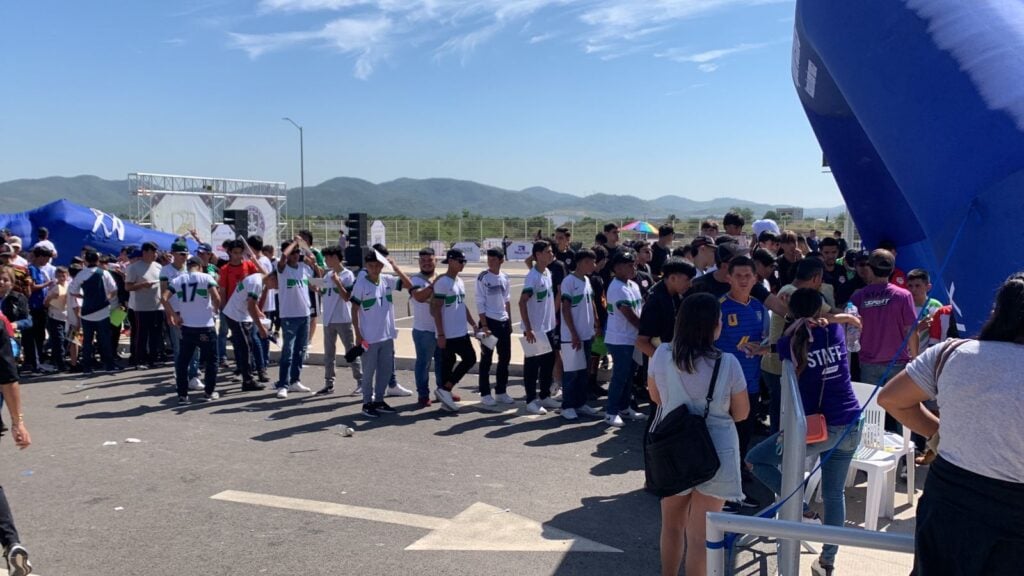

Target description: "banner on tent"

left=226, top=196, right=278, bottom=246
left=151, top=194, right=212, bottom=241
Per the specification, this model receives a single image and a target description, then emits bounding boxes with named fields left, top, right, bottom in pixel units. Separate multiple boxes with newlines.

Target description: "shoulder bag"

left=644, top=357, right=723, bottom=497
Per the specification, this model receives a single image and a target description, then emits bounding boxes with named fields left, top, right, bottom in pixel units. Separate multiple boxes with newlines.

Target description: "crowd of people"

left=0, top=211, right=1018, bottom=576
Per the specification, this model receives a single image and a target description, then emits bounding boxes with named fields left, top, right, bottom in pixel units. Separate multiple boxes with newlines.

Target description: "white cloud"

left=656, top=39, right=782, bottom=71
left=231, top=0, right=794, bottom=77
left=230, top=15, right=392, bottom=79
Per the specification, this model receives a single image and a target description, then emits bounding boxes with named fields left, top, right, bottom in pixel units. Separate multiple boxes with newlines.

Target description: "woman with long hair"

left=880, top=272, right=1024, bottom=575
left=648, top=293, right=749, bottom=576
left=746, top=288, right=862, bottom=576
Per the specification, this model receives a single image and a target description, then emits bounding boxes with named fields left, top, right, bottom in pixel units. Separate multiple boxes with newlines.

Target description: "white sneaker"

left=188, top=377, right=204, bottom=391
left=605, top=413, right=625, bottom=427
left=480, top=394, right=497, bottom=407
left=286, top=382, right=311, bottom=393
left=619, top=408, right=648, bottom=421
left=540, top=397, right=561, bottom=409
left=496, top=393, right=516, bottom=404
left=435, top=388, right=459, bottom=411
left=386, top=383, right=414, bottom=397
left=276, top=387, right=288, bottom=399
left=562, top=408, right=578, bottom=420
left=526, top=400, right=547, bottom=415
left=578, top=405, right=601, bottom=417
left=549, top=384, right=561, bottom=398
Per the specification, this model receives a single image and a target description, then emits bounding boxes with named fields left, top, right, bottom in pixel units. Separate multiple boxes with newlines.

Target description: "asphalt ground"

left=7, top=364, right=671, bottom=576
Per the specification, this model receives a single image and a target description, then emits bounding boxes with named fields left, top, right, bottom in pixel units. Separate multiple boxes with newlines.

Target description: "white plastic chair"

left=848, top=381, right=916, bottom=531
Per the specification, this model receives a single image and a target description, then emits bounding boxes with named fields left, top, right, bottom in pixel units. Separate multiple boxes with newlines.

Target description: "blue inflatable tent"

left=0, top=199, right=197, bottom=265
left=794, top=0, right=1024, bottom=334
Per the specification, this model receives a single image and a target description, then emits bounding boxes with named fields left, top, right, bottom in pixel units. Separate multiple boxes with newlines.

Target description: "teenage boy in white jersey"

left=221, top=267, right=268, bottom=393
left=275, top=236, right=320, bottom=399
left=316, top=245, right=362, bottom=395
left=520, top=240, right=561, bottom=415
left=407, top=248, right=444, bottom=408
left=559, top=249, right=601, bottom=420
left=476, top=248, right=513, bottom=407
left=431, top=249, right=478, bottom=412
left=164, top=257, right=221, bottom=403
left=160, top=237, right=190, bottom=363
left=603, top=250, right=646, bottom=427
left=351, top=251, right=413, bottom=418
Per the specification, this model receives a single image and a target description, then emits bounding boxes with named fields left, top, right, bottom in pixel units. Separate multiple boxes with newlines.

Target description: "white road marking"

left=211, top=490, right=621, bottom=553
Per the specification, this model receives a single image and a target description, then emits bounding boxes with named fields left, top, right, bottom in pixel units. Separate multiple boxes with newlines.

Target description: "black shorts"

left=0, top=331, right=19, bottom=385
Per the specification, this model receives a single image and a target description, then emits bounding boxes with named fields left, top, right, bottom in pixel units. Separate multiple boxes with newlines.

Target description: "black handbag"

left=644, top=357, right=722, bottom=497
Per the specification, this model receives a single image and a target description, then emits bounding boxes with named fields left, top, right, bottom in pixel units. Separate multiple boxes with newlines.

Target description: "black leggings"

left=442, top=335, right=476, bottom=388
left=523, top=330, right=556, bottom=402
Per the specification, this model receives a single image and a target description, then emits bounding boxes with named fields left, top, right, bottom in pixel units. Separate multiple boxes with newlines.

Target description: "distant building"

left=776, top=207, right=804, bottom=220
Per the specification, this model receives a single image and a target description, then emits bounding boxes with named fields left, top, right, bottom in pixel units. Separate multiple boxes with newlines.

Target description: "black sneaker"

left=177, top=396, right=190, bottom=405
left=7, top=544, right=31, bottom=576
left=361, top=403, right=380, bottom=418
left=315, top=385, right=335, bottom=396
left=241, top=381, right=266, bottom=391
left=257, top=371, right=270, bottom=383
left=374, top=401, right=397, bottom=414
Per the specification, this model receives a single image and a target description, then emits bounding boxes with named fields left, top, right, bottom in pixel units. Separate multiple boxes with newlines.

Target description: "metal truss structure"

left=128, top=172, right=288, bottom=242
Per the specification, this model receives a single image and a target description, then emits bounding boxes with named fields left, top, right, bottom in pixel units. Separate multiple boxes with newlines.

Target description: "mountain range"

left=0, top=175, right=843, bottom=220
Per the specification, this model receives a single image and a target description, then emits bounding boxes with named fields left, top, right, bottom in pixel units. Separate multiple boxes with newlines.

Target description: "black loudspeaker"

left=344, top=245, right=369, bottom=268
left=346, top=212, right=368, bottom=247
left=223, top=209, right=249, bottom=237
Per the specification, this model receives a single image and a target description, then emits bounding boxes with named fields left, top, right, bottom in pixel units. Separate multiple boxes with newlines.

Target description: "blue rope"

left=727, top=200, right=977, bottom=557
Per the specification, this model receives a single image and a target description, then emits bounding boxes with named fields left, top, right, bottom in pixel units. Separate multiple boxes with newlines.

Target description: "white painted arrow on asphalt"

left=211, top=490, right=621, bottom=553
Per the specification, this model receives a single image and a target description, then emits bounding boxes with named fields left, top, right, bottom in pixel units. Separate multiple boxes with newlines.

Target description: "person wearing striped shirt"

left=476, top=248, right=513, bottom=407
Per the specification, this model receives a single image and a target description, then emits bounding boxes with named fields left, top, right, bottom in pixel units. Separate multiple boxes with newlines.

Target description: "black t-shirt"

left=835, top=274, right=865, bottom=309
left=685, top=272, right=771, bottom=303
left=634, top=269, right=655, bottom=300
left=639, top=281, right=681, bottom=343
left=589, top=274, right=607, bottom=330
left=599, top=244, right=625, bottom=286
left=548, top=259, right=568, bottom=298
left=554, top=247, right=575, bottom=273
left=650, top=242, right=671, bottom=277
left=776, top=255, right=802, bottom=287
left=0, top=324, right=17, bottom=385
left=822, top=264, right=847, bottom=296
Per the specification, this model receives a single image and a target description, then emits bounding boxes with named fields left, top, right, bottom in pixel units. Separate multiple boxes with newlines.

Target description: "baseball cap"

left=867, top=249, right=895, bottom=273
left=717, top=242, right=749, bottom=263
left=197, top=242, right=213, bottom=254
left=611, top=250, right=637, bottom=266
left=442, top=248, right=467, bottom=264
left=171, top=238, right=189, bottom=254
left=714, top=234, right=738, bottom=246
left=751, top=219, right=781, bottom=237
left=0, top=244, right=11, bottom=257
left=7, top=236, right=22, bottom=248
left=486, top=248, right=505, bottom=259
left=690, top=235, right=716, bottom=250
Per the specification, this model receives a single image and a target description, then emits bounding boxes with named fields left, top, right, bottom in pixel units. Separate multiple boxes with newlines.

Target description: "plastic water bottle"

left=845, top=302, right=861, bottom=353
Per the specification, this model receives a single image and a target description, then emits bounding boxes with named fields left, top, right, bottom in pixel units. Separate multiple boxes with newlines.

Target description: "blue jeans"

left=217, top=312, right=229, bottom=363
left=81, top=318, right=115, bottom=372
left=746, top=421, right=863, bottom=564
left=277, top=316, right=309, bottom=388
left=247, top=322, right=266, bottom=372
left=412, top=329, right=443, bottom=399
left=604, top=343, right=637, bottom=415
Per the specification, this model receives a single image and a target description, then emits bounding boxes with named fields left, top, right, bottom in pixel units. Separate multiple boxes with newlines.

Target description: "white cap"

left=751, top=219, right=781, bottom=237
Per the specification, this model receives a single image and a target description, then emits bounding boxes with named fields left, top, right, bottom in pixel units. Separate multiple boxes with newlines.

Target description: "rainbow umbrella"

left=622, top=220, right=658, bottom=234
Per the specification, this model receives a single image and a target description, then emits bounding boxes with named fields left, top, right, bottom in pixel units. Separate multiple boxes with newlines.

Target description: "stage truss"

left=129, top=172, right=288, bottom=244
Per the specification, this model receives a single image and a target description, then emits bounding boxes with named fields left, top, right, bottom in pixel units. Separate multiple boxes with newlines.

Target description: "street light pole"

left=282, top=117, right=305, bottom=226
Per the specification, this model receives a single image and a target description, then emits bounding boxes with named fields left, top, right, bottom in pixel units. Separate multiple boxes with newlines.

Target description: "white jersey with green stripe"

left=278, top=263, right=313, bottom=319
left=433, top=274, right=470, bottom=338
left=605, top=277, right=642, bottom=346
left=167, top=271, right=217, bottom=328
left=560, top=273, right=595, bottom=342
left=351, top=274, right=398, bottom=344
left=522, top=267, right=555, bottom=334
left=322, top=268, right=356, bottom=325
left=223, top=273, right=264, bottom=324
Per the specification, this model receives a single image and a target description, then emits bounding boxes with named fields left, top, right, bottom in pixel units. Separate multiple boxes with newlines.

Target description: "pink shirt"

left=851, top=282, right=917, bottom=364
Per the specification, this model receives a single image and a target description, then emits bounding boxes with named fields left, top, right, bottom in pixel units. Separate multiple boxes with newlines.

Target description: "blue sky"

left=0, top=0, right=842, bottom=207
